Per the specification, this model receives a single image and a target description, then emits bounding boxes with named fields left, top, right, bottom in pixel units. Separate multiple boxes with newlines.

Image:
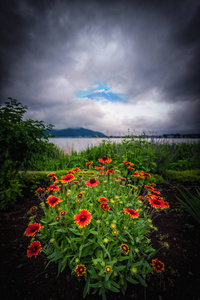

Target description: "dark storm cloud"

left=0, top=0, right=200, bottom=133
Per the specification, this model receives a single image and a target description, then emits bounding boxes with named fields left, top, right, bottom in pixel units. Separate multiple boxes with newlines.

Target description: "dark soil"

left=1, top=183, right=200, bottom=300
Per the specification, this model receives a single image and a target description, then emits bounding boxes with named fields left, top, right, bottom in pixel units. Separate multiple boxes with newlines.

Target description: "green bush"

left=164, top=170, right=200, bottom=184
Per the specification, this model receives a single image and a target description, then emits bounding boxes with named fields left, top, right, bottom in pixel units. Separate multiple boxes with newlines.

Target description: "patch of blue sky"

left=75, top=81, right=126, bottom=102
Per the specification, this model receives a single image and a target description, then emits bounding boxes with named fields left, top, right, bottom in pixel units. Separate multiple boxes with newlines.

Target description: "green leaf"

left=83, top=277, right=90, bottom=298
left=126, top=277, right=139, bottom=284
left=107, top=285, right=120, bottom=293
left=90, top=282, right=103, bottom=288
left=135, top=274, right=147, bottom=287
left=113, top=265, right=126, bottom=272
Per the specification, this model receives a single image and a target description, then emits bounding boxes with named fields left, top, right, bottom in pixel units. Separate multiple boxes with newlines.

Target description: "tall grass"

left=21, top=137, right=200, bottom=173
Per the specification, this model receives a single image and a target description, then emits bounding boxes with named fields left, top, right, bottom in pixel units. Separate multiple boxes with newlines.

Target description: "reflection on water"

left=48, top=137, right=200, bottom=154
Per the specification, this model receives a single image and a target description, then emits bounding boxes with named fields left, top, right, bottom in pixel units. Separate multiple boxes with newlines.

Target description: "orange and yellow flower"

left=74, top=210, right=92, bottom=227
left=124, top=208, right=139, bottom=219
left=27, top=241, right=42, bottom=258
left=75, top=264, right=86, bottom=276
left=46, top=196, right=63, bottom=208
left=98, top=197, right=109, bottom=203
left=105, top=266, right=112, bottom=273
left=152, top=259, right=165, bottom=273
left=25, top=223, right=43, bottom=237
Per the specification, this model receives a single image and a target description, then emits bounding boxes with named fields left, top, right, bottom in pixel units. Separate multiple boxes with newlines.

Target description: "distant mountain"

left=49, top=127, right=106, bottom=138
left=85, top=89, right=123, bottom=102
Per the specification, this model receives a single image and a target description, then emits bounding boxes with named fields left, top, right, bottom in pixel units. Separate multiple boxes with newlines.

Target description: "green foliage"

left=164, top=170, right=200, bottom=184
left=0, top=98, right=54, bottom=209
left=176, top=188, right=200, bottom=225
left=25, top=159, right=169, bottom=298
left=20, top=137, right=200, bottom=175
left=0, top=98, right=54, bottom=177
left=0, top=176, right=24, bottom=210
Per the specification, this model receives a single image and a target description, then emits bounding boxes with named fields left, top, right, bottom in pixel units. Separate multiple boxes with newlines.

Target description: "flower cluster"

left=26, top=156, right=169, bottom=298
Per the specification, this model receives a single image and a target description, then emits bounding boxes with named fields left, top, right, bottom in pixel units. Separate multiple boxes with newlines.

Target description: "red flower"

left=25, top=223, right=43, bottom=237
left=86, top=178, right=100, bottom=187
left=99, top=156, right=112, bottom=164
left=47, top=173, right=55, bottom=177
left=164, top=201, right=170, bottom=208
left=60, top=210, right=66, bottom=216
left=77, top=193, right=83, bottom=198
left=95, top=164, right=104, bottom=170
left=30, top=206, right=37, bottom=211
left=27, top=241, right=42, bottom=258
left=120, top=244, right=129, bottom=254
left=35, top=187, right=45, bottom=194
left=51, top=176, right=57, bottom=182
left=127, top=166, right=135, bottom=170
left=99, top=172, right=105, bottom=175
left=67, top=170, right=75, bottom=174
left=98, top=197, right=109, bottom=203
left=149, top=198, right=165, bottom=209
left=75, top=264, right=86, bottom=276
left=86, top=161, right=93, bottom=166
left=55, top=216, right=60, bottom=221
left=152, top=259, right=165, bottom=273
left=120, top=177, right=126, bottom=181
left=124, top=208, right=139, bottom=219
left=100, top=203, right=110, bottom=211
left=73, top=168, right=81, bottom=172
left=46, top=196, right=63, bottom=208
left=74, top=210, right=92, bottom=227
left=61, top=174, right=75, bottom=182
left=47, top=185, right=60, bottom=192
left=107, top=169, right=115, bottom=174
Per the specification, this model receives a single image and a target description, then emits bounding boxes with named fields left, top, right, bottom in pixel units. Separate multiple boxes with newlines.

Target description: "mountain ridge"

left=49, top=127, right=106, bottom=138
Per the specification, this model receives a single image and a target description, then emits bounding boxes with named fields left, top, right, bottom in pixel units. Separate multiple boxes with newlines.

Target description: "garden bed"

left=0, top=183, right=199, bottom=300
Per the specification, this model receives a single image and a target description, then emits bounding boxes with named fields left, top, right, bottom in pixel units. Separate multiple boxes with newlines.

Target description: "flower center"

left=153, top=199, right=161, bottom=205
left=90, top=179, right=96, bottom=184
left=80, top=215, right=87, bottom=222
left=30, top=226, right=38, bottom=232
left=102, top=156, right=108, bottom=160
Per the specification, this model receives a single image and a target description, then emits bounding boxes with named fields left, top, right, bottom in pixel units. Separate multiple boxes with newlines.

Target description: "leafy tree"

left=0, top=98, right=54, bottom=178
left=0, top=98, right=54, bottom=210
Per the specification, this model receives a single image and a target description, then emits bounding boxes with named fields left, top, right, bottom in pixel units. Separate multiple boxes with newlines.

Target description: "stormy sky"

left=1, top=0, right=200, bottom=135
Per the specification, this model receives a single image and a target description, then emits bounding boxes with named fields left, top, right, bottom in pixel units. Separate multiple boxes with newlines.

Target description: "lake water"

left=48, top=137, right=200, bottom=154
